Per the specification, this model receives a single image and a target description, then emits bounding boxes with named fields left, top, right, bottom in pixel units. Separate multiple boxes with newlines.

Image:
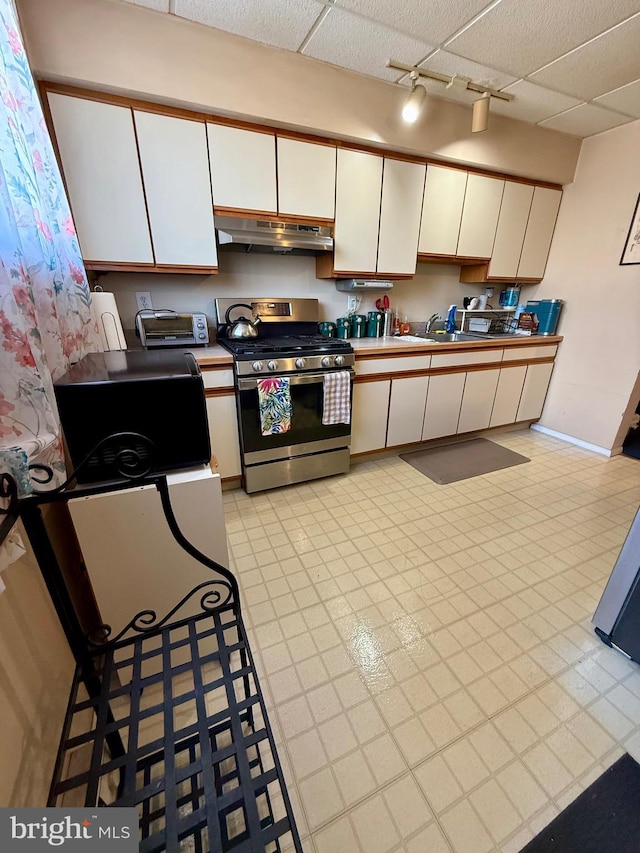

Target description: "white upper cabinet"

left=517, top=187, right=562, bottom=279
left=333, top=149, right=383, bottom=275
left=134, top=112, right=217, bottom=268
left=457, top=174, right=505, bottom=258
left=207, top=124, right=277, bottom=214
left=277, top=137, right=336, bottom=219
left=488, top=181, right=534, bottom=279
left=418, top=165, right=467, bottom=256
left=48, top=94, right=153, bottom=264
left=377, top=158, right=426, bottom=276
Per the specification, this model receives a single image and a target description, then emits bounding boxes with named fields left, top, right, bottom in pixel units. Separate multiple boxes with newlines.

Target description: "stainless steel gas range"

left=215, top=298, right=355, bottom=493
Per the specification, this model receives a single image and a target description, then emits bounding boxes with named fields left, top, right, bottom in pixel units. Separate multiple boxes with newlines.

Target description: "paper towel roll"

left=91, top=290, right=127, bottom=351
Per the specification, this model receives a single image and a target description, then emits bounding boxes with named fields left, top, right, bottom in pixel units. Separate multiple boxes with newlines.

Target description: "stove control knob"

left=335, top=355, right=345, bottom=366
left=321, top=356, right=333, bottom=368
left=267, top=360, right=278, bottom=371
left=198, top=332, right=206, bottom=340
left=252, top=361, right=264, bottom=372
left=295, top=358, right=307, bottom=369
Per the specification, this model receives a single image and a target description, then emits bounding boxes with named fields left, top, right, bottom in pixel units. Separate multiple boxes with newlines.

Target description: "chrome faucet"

left=426, top=313, right=441, bottom=332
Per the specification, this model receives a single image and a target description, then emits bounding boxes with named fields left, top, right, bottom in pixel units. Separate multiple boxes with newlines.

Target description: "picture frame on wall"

left=620, top=193, right=640, bottom=265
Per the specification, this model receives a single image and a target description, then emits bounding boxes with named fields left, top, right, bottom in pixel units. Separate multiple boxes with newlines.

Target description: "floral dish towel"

left=257, top=377, right=292, bottom=436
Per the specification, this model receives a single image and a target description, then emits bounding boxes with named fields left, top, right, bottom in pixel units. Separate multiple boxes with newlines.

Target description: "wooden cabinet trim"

left=200, top=363, right=234, bottom=372
left=41, top=80, right=210, bottom=125
left=276, top=130, right=337, bottom=148
left=214, top=207, right=333, bottom=225
left=85, top=261, right=218, bottom=274
left=418, top=253, right=491, bottom=265
left=38, top=81, right=563, bottom=192
left=316, top=253, right=413, bottom=279
left=355, top=356, right=555, bottom=384
left=205, top=387, right=236, bottom=398
left=213, top=205, right=279, bottom=219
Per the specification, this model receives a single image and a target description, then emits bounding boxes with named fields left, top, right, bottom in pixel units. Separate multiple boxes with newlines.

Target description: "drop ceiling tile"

left=446, top=0, right=640, bottom=78
left=332, top=0, right=489, bottom=45
left=594, top=80, right=640, bottom=117
left=490, top=80, right=582, bottom=124
left=173, top=0, right=325, bottom=51
left=302, top=7, right=435, bottom=82
left=538, top=103, right=632, bottom=137
left=122, top=0, right=170, bottom=10
left=530, top=14, right=640, bottom=100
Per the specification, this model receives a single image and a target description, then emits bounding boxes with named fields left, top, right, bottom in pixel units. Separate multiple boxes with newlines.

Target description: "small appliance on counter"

left=525, top=299, right=564, bottom=335
left=54, top=350, right=211, bottom=483
left=136, top=309, right=209, bottom=348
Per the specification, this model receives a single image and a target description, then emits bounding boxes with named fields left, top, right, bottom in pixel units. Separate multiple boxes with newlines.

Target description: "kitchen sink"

left=418, top=332, right=489, bottom=342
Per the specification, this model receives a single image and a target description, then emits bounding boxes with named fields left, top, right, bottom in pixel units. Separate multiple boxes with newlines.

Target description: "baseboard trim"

left=530, top=424, right=613, bottom=457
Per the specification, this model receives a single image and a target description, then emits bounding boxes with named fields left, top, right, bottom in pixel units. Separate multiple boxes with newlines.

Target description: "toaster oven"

left=54, top=350, right=211, bottom=483
left=136, top=310, right=209, bottom=348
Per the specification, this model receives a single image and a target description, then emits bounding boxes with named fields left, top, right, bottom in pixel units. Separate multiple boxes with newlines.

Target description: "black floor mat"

left=521, top=753, right=640, bottom=852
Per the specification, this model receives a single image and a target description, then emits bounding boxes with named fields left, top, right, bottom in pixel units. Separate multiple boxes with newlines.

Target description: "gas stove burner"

left=220, top=335, right=353, bottom=359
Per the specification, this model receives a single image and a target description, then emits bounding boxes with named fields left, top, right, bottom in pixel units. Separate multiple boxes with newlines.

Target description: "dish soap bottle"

left=445, top=305, right=457, bottom=334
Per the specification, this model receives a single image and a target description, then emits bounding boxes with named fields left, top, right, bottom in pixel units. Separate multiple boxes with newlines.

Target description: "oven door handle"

left=237, top=370, right=355, bottom=391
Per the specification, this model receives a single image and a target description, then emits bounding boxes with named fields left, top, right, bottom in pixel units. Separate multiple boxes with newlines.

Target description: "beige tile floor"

left=222, top=430, right=640, bottom=853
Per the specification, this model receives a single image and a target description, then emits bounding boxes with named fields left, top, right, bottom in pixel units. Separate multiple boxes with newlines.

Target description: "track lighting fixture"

left=402, top=71, right=427, bottom=123
left=472, top=92, right=491, bottom=133
left=388, top=59, right=514, bottom=133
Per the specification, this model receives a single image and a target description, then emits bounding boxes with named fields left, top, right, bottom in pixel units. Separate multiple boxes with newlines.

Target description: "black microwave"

left=54, top=350, right=211, bottom=483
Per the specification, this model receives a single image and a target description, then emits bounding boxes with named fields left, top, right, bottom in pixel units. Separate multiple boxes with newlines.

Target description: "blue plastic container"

left=525, top=299, right=563, bottom=335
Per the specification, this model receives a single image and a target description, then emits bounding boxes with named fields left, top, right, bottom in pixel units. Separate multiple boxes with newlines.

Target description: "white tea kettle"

left=225, top=303, right=261, bottom=339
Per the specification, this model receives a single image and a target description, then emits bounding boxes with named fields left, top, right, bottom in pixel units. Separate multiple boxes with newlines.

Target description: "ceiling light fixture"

left=388, top=59, right=514, bottom=132
left=402, top=71, right=427, bottom=124
left=472, top=92, right=491, bottom=133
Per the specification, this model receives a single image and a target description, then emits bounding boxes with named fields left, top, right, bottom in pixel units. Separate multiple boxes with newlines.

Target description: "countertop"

left=349, top=333, right=562, bottom=357
left=192, top=334, right=562, bottom=367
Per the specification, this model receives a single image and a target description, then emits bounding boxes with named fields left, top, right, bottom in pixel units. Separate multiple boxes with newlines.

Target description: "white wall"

left=532, top=119, right=640, bottom=452
left=100, top=255, right=492, bottom=333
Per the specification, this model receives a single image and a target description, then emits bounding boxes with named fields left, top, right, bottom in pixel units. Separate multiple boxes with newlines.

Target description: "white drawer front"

left=355, top=355, right=432, bottom=375
left=201, top=368, right=235, bottom=389
left=502, top=344, right=558, bottom=362
left=430, top=349, right=501, bottom=369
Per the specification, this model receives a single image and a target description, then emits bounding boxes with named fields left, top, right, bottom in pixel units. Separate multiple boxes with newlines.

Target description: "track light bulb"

left=402, top=81, right=426, bottom=123
left=472, top=92, right=491, bottom=133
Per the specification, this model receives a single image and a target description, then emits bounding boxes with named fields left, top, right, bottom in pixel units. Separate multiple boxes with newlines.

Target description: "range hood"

left=215, top=216, right=333, bottom=255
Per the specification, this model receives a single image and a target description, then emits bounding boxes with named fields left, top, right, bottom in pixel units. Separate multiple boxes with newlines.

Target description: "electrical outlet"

left=485, top=287, right=494, bottom=298
left=135, top=291, right=153, bottom=311
left=347, top=296, right=357, bottom=313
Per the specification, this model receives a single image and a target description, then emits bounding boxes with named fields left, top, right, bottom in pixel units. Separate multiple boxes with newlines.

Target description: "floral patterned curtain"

left=0, top=0, right=100, bottom=495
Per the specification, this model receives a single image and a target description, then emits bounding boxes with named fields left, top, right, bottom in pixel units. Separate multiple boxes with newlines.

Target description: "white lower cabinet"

left=490, top=365, right=527, bottom=427
left=422, top=373, right=466, bottom=441
left=351, top=380, right=391, bottom=454
left=387, top=376, right=430, bottom=447
left=458, top=369, right=501, bottom=434
left=205, top=394, right=242, bottom=479
left=516, top=362, right=554, bottom=421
